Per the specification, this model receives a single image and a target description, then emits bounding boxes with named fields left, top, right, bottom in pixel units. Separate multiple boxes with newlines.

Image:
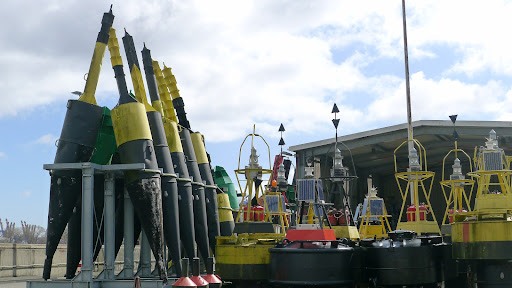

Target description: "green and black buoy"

left=43, top=7, right=114, bottom=280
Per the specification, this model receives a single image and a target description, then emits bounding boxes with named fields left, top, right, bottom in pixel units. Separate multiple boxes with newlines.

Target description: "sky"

left=2, top=0, right=512, bottom=228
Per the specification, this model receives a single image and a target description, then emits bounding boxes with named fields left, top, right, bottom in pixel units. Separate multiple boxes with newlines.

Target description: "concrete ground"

left=0, top=276, right=183, bottom=288
left=0, top=276, right=40, bottom=288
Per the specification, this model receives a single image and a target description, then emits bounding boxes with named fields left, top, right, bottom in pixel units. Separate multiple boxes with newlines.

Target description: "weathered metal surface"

left=171, top=153, right=197, bottom=260
left=43, top=100, right=104, bottom=280
left=452, top=241, right=512, bottom=260
left=476, top=260, right=512, bottom=288
left=180, top=128, right=210, bottom=262
left=140, top=45, right=183, bottom=276
left=269, top=241, right=354, bottom=286
left=198, top=162, right=221, bottom=253
left=108, top=28, right=167, bottom=282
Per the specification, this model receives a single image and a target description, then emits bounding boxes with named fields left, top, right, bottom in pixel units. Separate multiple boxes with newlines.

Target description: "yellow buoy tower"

left=452, top=129, right=512, bottom=286
left=357, top=177, right=392, bottom=239
left=439, top=115, right=474, bottom=236
left=215, top=125, right=286, bottom=284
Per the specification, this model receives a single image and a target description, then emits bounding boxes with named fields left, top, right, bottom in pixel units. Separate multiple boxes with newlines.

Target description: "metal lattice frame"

left=27, top=162, right=170, bottom=288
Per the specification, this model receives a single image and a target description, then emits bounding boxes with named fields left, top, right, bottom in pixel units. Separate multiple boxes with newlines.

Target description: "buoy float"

left=172, top=258, right=196, bottom=287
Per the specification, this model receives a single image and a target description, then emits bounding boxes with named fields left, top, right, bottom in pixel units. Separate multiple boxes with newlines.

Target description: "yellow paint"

left=332, top=225, right=360, bottom=240
left=130, top=66, right=156, bottom=112
left=475, top=194, right=512, bottom=210
left=307, top=205, right=314, bottom=224
left=396, top=221, right=441, bottom=235
left=111, top=102, right=152, bottom=147
left=162, top=64, right=181, bottom=100
left=153, top=61, right=178, bottom=122
left=152, top=100, right=164, bottom=116
left=79, top=41, right=108, bottom=105
left=218, top=193, right=234, bottom=223
left=162, top=119, right=183, bottom=153
left=452, top=220, right=512, bottom=243
left=216, top=244, right=271, bottom=265
left=191, top=132, right=208, bottom=164
left=107, top=28, right=123, bottom=67
left=215, top=233, right=283, bottom=265
left=359, top=225, right=387, bottom=239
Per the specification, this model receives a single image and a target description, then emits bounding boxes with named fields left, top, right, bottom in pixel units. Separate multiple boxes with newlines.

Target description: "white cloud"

left=404, top=1, right=512, bottom=77
left=367, top=71, right=509, bottom=124
left=34, top=134, right=59, bottom=146
left=2, top=0, right=512, bottom=144
left=0, top=152, right=6, bottom=158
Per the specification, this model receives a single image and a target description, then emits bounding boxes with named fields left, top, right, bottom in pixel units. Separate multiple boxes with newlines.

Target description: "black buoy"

left=43, top=7, right=114, bottom=280
left=122, top=32, right=183, bottom=277
left=162, top=65, right=210, bottom=264
left=191, top=132, right=221, bottom=254
left=152, top=61, right=197, bottom=262
left=364, top=230, right=442, bottom=286
left=107, top=27, right=167, bottom=282
left=270, top=240, right=354, bottom=286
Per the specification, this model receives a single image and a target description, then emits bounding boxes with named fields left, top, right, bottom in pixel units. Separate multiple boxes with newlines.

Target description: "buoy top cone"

left=189, top=258, right=208, bottom=288
left=173, top=277, right=197, bottom=287
left=203, top=257, right=221, bottom=287
left=173, top=258, right=197, bottom=287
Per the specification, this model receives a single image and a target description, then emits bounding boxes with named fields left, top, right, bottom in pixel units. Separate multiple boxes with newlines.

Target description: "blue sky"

left=2, top=0, right=512, bottom=227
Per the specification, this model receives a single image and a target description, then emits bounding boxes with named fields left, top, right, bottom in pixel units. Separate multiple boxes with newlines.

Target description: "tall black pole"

left=402, top=0, right=413, bottom=145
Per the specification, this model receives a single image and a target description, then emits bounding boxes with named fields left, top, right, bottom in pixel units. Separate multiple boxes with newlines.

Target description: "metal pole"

left=12, top=243, right=16, bottom=277
left=136, top=231, right=152, bottom=277
left=77, top=163, right=94, bottom=283
left=117, top=188, right=134, bottom=279
left=102, top=172, right=115, bottom=279
left=402, top=0, right=413, bottom=144
left=335, top=128, right=338, bottom=152
left=402, top=0, right=416, bottom=205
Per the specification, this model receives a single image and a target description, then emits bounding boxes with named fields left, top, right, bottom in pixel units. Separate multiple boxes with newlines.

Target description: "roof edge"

left=289, top=120, right=512, bottom=152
